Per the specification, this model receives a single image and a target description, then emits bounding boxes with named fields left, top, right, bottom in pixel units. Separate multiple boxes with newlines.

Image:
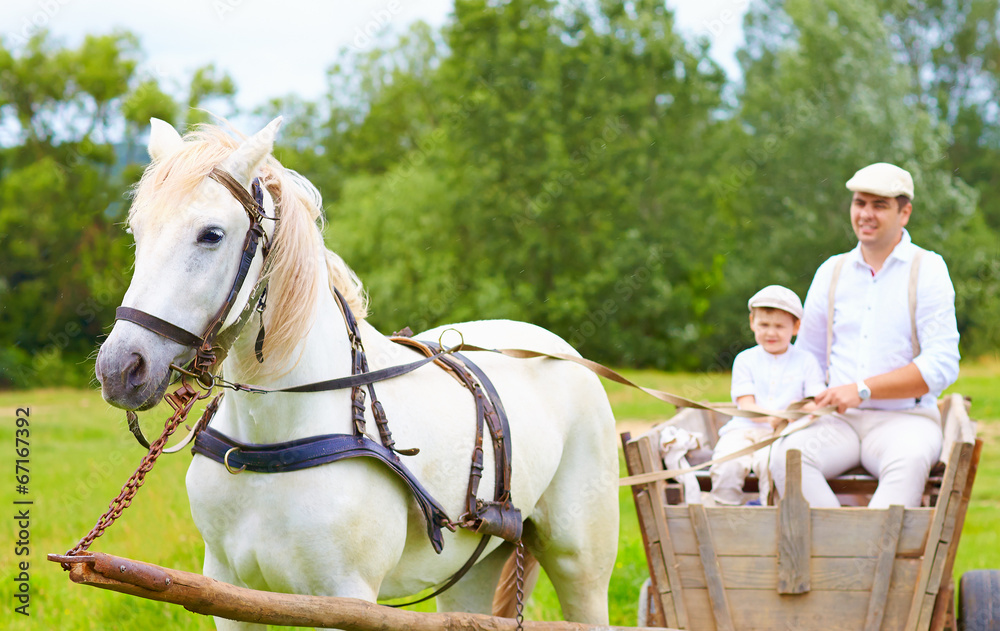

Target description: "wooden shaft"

left=51, top=552, right=666, bottom=631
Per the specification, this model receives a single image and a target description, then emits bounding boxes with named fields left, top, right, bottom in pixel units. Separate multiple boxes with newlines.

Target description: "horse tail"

left=492, top=547, right=541, bottom=618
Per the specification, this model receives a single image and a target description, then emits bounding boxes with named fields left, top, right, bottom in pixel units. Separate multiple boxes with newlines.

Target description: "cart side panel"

left=681, top=588, right=912, bottom=631
left=663, top=507, right=933, bottom=557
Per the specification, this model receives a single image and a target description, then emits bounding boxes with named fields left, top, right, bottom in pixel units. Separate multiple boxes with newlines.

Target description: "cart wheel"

left=959, top=570, right=1000, bottom=631
left=637, top=578, right=652, bottom=626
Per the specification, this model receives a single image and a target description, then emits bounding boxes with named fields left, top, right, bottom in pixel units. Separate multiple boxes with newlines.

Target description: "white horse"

left=95, top=117, right=620, bottom=629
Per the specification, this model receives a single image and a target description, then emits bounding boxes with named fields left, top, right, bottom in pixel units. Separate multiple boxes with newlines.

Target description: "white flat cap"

left=846, top=162, right=914, bottom=200
left=748, top=285, right=803, bottom=320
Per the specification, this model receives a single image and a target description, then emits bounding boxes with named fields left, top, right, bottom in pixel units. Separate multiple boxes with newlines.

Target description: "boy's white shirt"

left=721, top=343, right=826, bottom=436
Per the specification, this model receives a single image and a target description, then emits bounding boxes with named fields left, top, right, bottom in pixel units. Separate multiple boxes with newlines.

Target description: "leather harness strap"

left=192, top=427, right=454, bottom=553
left=115, top=307, right=204, bottom=347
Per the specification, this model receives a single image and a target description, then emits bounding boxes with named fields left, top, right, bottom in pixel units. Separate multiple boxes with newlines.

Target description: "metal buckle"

left=223, top=447, right=246, bottom=475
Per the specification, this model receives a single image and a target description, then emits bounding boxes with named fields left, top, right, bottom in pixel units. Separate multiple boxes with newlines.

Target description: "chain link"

left=60, top=382, right=219, bottom=569
left=514, top=539, right=526, bottom=631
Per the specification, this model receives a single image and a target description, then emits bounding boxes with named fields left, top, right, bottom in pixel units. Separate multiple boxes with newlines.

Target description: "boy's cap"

left=748, top=285, right=803, bottom=320
left=846, top=162, right=914, bottom=200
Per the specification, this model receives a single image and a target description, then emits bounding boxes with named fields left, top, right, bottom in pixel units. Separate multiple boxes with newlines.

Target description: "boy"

left=710, top=285, right=825, bottom=505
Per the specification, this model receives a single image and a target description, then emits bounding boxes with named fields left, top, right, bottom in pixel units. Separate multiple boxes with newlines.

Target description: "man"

left=769, top=162, right=960, bottom=508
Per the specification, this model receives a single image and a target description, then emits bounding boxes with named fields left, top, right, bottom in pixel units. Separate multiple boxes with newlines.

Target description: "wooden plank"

left=905, top=441, right=973, bottom=631
left=675, top=555, right=919, bottom=591
left=938, top=396, right=957, bottom=467
left=778, top=449, right=811, bottom=594
left=929, top=439, right=982, bottom=629
left=635, top=435, right=688, bottom=628
left=916, top=541, right=955, bottom=631
left=689, top=504, right=735, bottom=631
left=664, top=507, right=932, bottom=557
left=928, top=577, right=955, bottom=631
left=623, top=438, right=671, bottom=629
left=682, top=588, right=913, bottom=631
left=635, top=493, right=670, bottom=583
left=864, top=505, right=905, bottom=631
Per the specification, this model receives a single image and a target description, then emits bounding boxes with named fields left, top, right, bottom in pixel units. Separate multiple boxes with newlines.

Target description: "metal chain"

left=60, top=382, right=219, bottom=569
left=514, top=540, right=526, bottom=631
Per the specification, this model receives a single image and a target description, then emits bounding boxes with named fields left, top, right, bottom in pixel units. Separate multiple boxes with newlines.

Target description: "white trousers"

left=769, top=408, right=942, bottom=508
left=710, top=426, right=774, bottom=505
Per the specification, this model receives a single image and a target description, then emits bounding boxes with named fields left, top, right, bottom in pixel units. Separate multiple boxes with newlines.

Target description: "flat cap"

left=748, top=285, right=803, bottom=320
left=846, top=162, right=914, bottom=200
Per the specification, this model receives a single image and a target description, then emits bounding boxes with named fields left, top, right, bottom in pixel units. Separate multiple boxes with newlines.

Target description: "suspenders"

left=824, top=249, right=925, bottom=384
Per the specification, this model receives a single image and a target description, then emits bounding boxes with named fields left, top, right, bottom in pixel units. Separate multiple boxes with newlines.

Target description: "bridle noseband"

left=115, top=167, right=276, bottom=380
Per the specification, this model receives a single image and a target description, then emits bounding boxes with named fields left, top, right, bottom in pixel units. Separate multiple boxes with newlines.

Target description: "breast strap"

left=191, top=427, right=453, bottom=553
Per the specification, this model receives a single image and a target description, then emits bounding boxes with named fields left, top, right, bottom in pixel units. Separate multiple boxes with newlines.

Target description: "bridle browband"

left=115, top=167, right=275, bottom=381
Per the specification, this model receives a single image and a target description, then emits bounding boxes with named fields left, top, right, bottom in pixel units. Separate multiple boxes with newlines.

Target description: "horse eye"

left=198, top=228, right=225, bottom=245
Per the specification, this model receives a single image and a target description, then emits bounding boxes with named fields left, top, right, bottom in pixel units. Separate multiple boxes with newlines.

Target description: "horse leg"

left=203, top=549, right=268, bottom=631
left=434, top=541, right=514, bottom=614
left=204, top=544, right=385, bottom=631
left=523, top=438, right=619, bottom=624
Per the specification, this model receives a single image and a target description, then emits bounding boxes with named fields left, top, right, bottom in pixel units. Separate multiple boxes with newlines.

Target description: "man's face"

left=749, top=309, right=799, bottom=355
left=850, top=191, right=911, bottom=250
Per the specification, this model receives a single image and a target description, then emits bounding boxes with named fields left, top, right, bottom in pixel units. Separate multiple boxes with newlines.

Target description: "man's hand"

left=814, top=384, right=862, bottom=414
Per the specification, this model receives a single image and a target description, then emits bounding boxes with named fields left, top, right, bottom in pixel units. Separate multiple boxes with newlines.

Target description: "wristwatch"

left=856, top=380, right=872, bottom=401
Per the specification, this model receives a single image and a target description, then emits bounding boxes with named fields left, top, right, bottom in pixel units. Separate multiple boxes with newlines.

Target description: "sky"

left=1, top=0, right=748, bottom=117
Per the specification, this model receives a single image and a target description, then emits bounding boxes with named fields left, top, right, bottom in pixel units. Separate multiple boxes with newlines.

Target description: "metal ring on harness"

left=437, top=328, right=465, bottom=354
left=223, top=448, right=246, bottom=475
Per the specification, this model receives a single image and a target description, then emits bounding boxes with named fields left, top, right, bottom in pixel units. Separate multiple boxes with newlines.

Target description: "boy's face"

left=749, top=308, right=800, bottom=355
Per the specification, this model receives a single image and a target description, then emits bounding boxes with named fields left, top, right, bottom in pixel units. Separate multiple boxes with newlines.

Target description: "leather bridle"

left=115, top=167, right=276, bottom=382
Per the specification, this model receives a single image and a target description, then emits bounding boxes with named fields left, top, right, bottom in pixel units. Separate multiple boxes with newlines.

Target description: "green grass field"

left=1, top=361, right=997, bottom=630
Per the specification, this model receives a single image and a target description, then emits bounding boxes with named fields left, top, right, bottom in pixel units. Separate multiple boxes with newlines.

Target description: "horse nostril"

left=126, top=353, right=148, bottom=389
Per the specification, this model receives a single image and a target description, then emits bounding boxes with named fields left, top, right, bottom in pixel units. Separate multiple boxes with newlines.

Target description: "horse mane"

left=127, top=122, right=369, bottom=377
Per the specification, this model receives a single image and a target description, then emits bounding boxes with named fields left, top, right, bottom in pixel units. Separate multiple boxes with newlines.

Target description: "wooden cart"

left=622, top=393, right=990, bottom=631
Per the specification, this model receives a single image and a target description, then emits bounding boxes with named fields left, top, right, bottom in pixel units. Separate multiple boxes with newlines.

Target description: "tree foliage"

left=2, top=1, right=999, bottom=387
left=0, top=31, right=237, bottom=386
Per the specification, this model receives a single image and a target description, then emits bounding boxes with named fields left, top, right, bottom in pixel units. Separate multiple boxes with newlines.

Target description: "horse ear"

left=148, top=118, right=183, bottom=161
left=222, top=117, right=283, bottom=185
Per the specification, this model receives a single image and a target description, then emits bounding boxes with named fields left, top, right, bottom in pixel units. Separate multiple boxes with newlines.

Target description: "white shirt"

left=796, top=230, right=960, bottom=410
left=721, top=344, right=826, bottom=435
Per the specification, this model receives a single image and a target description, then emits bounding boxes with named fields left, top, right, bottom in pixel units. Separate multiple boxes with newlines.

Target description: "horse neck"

left=218, top=271, right=360, bottom=444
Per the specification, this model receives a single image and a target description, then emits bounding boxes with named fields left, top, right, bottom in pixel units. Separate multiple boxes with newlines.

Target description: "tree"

left=728, top=0, right=997, bottom=360
left=321, top=0, right=733, bottom=368
left=0, top=31, right=239, bottom=386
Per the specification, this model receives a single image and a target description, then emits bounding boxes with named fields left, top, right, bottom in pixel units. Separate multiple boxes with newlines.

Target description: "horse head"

left=95, top=117, right=282, bottom=410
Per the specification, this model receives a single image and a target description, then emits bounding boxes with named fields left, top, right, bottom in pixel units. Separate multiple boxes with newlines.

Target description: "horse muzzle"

left=96, top=327, right=178, bottom=411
